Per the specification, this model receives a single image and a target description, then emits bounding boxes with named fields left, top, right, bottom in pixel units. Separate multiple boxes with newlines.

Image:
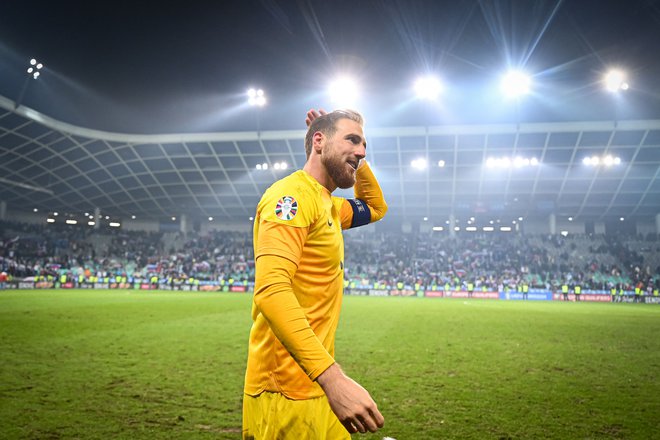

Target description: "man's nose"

left=355, top=145, right=366, bottom=160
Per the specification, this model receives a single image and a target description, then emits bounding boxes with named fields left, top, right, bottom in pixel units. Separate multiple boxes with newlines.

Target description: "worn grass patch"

left=1, top=290, right=659, bottom=439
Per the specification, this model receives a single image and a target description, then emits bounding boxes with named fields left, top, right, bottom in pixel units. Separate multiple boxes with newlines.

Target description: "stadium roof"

left=1, top=1, right=660, bottom=228
left=2, top=94, right=659, bottom=227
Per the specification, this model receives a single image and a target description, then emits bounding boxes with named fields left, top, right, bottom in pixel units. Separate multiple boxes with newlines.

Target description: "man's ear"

left=312, top=131, right=325, bottom=154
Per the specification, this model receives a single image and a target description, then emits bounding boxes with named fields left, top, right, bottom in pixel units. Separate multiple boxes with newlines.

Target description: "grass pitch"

left=1, top=290, right=659, bottom=439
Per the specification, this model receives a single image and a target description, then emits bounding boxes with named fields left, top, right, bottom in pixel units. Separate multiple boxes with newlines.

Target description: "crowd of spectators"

left=1, top=219, right=658, bottom=293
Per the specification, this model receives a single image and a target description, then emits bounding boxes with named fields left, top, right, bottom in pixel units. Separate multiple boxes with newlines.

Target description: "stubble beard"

left=322, top=147, right=356, bottom=189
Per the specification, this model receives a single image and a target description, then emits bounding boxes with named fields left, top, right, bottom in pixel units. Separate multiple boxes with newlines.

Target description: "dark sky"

left=1, top=0, right=659, bottom=134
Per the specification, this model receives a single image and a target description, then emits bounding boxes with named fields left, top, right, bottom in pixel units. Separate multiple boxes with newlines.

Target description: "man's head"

left=304, top=109, right=367, bottom=190
left=304, top=109, right=364, bottom=159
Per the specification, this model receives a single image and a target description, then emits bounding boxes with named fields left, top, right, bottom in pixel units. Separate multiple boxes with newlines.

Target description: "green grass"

left=1, top=290, right=659, bottom=439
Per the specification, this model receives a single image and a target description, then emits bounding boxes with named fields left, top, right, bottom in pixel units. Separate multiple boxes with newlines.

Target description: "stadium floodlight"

left=432, top=226, right=444, bottom=231
left=208, top=217, right=213, bottom=222
left=518, top=217, right=523, bottom=221
left=500, top=70, right=531, bottom=98
left=131, top=215, right=136, bottom=219
left=423, top=217, right=428, bottom=221
left=560, top=230, right=569, bottom=237
left=619, top=217, right=625, bottom=222
left=414, top=75, right=443, bottom=101
left=500, top=226, right=512, bottom=232
left=583, top=155, right=621, bottom=167
left=65, top=219, right=77, bottom=225
left=483, top=226, right=494, bottom=232
left=53, top=212, right=59, bottom=216
left=604, top=69, right=628, bottom=92
left=171, top=216, right=176, bottom=221
left=411, top=158, right=427, bottom=170
left=46, top=218, right=55, bottom=223
left=109, top=222, right=121, bottom=228
left=466, top=226, right=477, bottom=232
left=272, top=162, right=287, bottom=170
left=27, top=58, right=44, bottom=79
left=88, top=221, right=95, bottom=226
left=328, top=76, right=358, bottom=106
left=568, top=217, right=573, bottom=221
left=247, top=88, right=266, bottom=106
left=33, top=208, right=38, bottom=212
left=438, top=160, right=446, bottom=168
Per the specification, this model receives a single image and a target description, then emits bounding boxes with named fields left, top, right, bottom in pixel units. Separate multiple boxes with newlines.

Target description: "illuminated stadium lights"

left=483, top=226, right=495, bottom=232
left=46, top=218, right=55, bottom=223
left=486, top=156, right=538, bottom=168
left=53, top=212, right=59, bottom=216
left=247, top=88, right=266, bottom=107
left=568, top=217, right=574, bottom=221
left=500, top=70, right=531, bottom=98
left=208, top=217, right=214, bottom=222
left=131, top=215, right=136, bottom=219
left=500, top=226, right=512, bottom=232
left=27, top=58, right=44, bottom=79
left=33, top=208, right=38, bottom=212
left=88, top=221, right=95, bottom=226
left=413, top=75, right=443, bottom=101
left=273, top=162, right=288, bottom=170
left=328, top=76, right=358, bottom=106
left=604, top=69, right=629, bottom=92
left=583, top=155, right=621, bottom=167
left=465, top=226, right=477, bottom=232
left=518, top=217, right=523, bottom=221
left=171, top=216, right=176, bottom=221
left=65, top=219, right=77, bottom=225
left=432, top=226, right=444, bottom=231
left=620, top=217, right=625, bottom=222
left=109, top=222, right=121, bottom=228
left=423, top=217, right=428, bottom=221
left=249, top=216, right=254, bottom=221
left=411, top=158, right=427, bottom=170
left=438, top=160, right=446, bottom=168
left=560, top=230, right=569, bottom=237
left=454, top=226, right=460, bottom=231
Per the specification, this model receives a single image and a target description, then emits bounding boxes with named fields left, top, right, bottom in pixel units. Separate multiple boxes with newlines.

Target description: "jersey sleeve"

left=256, top=180, right=318, bottom=264
left=337, top=161, right=388, bottom=230
left=253, top=252, right=335, bottom=381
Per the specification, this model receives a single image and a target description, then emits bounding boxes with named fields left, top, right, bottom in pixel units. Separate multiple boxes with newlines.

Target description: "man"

left=243, top=109, right=387, bottom=439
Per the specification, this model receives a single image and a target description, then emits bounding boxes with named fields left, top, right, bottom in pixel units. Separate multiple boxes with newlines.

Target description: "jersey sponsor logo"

left=275, top=196, right=298, bottom=220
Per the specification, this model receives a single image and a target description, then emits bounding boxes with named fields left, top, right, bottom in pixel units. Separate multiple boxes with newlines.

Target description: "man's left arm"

left=340, top=161, right=388, bottom=229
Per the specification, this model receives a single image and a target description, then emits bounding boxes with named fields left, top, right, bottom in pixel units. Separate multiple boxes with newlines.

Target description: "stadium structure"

left=1, top=93, right=659, bottom=237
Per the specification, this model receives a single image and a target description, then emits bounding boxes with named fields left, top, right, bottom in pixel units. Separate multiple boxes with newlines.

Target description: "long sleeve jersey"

left=244, top=162, right=387, bottom=399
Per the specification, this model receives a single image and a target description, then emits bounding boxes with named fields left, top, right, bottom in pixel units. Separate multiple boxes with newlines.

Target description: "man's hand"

left=305, top=109, right=327, bottom=127
left=316, top=363, right=385, bottom=434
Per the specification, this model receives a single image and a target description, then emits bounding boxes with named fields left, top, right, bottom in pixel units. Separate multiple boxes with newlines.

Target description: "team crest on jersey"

left=275, top=196, right=298, bottom=220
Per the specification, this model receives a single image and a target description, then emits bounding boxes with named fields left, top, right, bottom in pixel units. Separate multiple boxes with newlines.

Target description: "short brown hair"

left=304, top=109, right=364, bottom=159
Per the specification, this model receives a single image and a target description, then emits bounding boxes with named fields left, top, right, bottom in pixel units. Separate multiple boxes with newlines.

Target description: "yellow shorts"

left=242, top=392, right=350, bottom=440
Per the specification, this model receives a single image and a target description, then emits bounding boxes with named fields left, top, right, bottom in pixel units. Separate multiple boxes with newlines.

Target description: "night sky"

left=1, top=0, right=659, bottom=134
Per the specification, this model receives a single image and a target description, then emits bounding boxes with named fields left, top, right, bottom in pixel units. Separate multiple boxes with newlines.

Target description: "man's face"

left=321, top=119, right=366, bottom=189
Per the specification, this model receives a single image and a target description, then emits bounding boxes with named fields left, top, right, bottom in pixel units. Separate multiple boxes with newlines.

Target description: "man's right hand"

left=316, top=363, right=385, bottom=434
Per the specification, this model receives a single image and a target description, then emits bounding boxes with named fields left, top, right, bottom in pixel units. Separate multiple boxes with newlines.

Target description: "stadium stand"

left=2, top=219, right=658, bottom=300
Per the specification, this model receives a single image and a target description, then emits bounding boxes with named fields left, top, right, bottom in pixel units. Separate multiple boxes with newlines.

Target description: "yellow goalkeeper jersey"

left=244, top=162, right=386, bottom=400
